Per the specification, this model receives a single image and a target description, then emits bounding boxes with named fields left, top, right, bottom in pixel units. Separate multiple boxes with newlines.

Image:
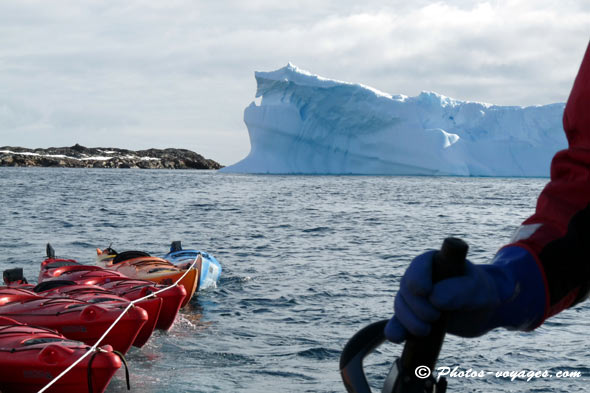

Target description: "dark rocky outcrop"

left=0, top=144, right=223, bottom=169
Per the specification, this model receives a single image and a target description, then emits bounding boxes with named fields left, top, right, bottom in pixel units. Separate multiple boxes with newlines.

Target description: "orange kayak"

left=96, top=248, right=199, bottom=307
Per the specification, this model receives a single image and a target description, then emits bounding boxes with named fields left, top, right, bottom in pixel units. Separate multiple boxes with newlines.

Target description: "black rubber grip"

left=399, top=237, right=468, bottom=372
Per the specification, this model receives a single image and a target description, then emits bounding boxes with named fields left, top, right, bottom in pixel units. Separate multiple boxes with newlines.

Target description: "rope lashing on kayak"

left=37, top=255, right=200, bottom=393
left=113, top=350, right=131, bottom=391
left=87, top=349, right=130, bottom=393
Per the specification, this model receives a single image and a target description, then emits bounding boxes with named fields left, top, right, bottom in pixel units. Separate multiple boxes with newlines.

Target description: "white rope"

left=37, top=255, right=200, bottom=393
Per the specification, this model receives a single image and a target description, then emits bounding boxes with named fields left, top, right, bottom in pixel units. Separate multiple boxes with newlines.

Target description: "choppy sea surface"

left=0, top=167, right=588, bottom=393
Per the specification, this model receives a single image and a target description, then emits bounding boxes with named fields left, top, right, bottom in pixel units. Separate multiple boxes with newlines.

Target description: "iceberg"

left=221, top=63, right=567, bottom=176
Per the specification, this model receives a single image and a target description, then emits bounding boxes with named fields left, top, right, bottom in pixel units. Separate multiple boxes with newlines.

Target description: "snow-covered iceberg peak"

left=221, top=64, right=567, bottom=176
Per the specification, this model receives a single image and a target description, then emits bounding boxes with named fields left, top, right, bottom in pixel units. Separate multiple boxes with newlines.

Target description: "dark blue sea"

left=0, top=167, right=588, bottom=392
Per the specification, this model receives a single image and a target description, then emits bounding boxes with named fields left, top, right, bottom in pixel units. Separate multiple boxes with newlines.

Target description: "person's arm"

left=386, top=40, right=590, bottom=342
left=512, top=39, right=590, bottom=322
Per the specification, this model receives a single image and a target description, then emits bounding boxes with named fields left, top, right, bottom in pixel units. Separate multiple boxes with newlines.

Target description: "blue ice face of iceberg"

left=221, top=64, right=566, bottom=177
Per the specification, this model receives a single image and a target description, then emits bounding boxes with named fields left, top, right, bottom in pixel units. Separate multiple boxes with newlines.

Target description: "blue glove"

left=385, top=246, right=547, bottom=342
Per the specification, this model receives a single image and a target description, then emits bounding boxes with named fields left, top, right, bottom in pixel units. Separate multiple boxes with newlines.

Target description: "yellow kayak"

left=96, top=248, right=199, bottom=307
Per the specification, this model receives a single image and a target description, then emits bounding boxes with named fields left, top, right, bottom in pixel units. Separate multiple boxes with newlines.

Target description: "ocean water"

left=0, top=167, right=588, bottom=393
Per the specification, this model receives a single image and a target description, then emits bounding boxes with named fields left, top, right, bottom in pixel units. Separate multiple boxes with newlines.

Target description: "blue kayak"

left=163, top=241, right=222, bottom=291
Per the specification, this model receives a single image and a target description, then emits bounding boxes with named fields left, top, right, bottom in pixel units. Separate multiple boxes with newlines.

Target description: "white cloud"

left=0, top=0, right=588, bottom=164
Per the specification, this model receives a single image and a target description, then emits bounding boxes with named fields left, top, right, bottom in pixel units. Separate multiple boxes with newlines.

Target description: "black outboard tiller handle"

left=340, top=237, right=468, bottom=393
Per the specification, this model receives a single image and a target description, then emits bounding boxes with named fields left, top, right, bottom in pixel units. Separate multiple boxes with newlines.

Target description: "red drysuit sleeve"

left=511, top=41, right=590, bottom=322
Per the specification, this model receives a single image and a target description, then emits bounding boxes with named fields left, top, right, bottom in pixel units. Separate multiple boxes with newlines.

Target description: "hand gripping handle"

left=400, top=237, right=468, bottom=373
left=339, top=237, right=468, bottom=393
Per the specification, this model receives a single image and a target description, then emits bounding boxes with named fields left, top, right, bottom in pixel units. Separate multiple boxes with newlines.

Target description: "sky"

left=1, top=1, right=589, bottom=165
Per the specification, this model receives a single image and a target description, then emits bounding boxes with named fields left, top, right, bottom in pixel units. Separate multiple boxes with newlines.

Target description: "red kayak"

left=39, top=263, right=114, bottom=283
left=100, top=279, right=186, bottom=330
left=38, top=244, right=123, bottom=283
left=41, top=265, right=186, bottom=331
left=0, top=316, right=122, bottom=393
left=38, top=246, right=83, bottom=282
left=34, top=281, right=162, bottom=348
left=0, top=287, right=147, bottom=354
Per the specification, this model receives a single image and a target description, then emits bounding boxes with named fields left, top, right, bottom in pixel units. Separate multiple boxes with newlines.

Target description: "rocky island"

left=0, top=144, right=222, bottom=169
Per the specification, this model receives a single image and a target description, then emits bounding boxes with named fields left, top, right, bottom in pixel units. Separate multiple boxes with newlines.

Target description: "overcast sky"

left=1, top=1, right=589, bottom=165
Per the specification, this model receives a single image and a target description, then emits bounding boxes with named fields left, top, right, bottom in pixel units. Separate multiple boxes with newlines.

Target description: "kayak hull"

left=40, top=268, right=185, bottom=331
left=0, top=289, right=148, bottom=354
left=100, top=279, right=186, bottom=330
left=96, top=251, right=198, bottom=307
left=37, top=283, right=162, bottom=348
left=0, top=318, right=121, bottom=393
left=165, top=250, right=222, bottom=290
